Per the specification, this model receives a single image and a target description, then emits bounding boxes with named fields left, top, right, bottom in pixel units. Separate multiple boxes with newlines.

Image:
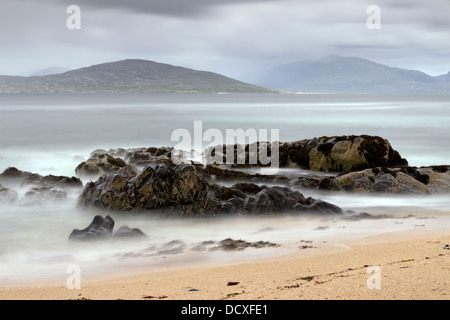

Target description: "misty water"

left=0, top=93, right=449, bottom=285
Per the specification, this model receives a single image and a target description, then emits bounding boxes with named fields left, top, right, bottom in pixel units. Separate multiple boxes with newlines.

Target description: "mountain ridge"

left=250, top=55, right=450, bottom=94
left=0, top=59, right=273, bottom=94
left=1, top=56, right=449, bottom=94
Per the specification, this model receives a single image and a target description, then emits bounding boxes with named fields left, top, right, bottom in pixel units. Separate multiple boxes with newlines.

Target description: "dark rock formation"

left=320, top=166, right=449, bottom=194
left=207, top=135, right=407, bottom=172
left=240, top=186, right=344, bottom=215
left=191, top=238, right=279, bottom=251
left=113, top=225, right=148, bottom=239
left=69, top=215, right=115, bottom=241
left=77, top=162, right=345, bottom=215
left=0, top=185, right=18, bottom=205
left=73, top=136, right=449, bottom=216
left=75, top=153, right=127, bottom=178
left=215, top=238, right=278, bottom=251
left=0, top=167, right=82, bottom=189
left=0, top=167, right=83, bottom=206
left=78, top=163, right=209, bottom=212
left=69, top=215, right=147, bottom=241
left=75, top=147, right=175, bottom=179
left=21, top=186, right=67, bottom=206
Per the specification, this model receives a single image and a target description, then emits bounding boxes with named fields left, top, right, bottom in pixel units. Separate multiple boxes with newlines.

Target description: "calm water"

left=0, top=93, right=449, bottom=285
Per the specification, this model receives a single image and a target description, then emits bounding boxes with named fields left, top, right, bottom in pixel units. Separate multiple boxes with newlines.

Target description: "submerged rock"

left=69, top=215, right=115, bottom=241
left=75, top=147, right=175, bottom=179
left=216, top=238, right=279, bottom=251
left=0, top=185, right=18, bottom=205
left=69, top=215, right=147, bottom=241
left=191, top=238, right=279, bottom=251
left=113, top=225, right=148, bottom=239
left=240, top=186, right=344, bottom=215
left=0, top=167, right=82, bottom=206
left=21, top=186, right=67, bottom=206
left=321, top=166, right=449, bottom=194
left=0, top=167, right=82, bottom=189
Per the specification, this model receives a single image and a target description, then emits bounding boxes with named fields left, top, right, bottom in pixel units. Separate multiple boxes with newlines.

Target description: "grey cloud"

left=61, top=0, right=277, bottom=17
left=0, top=0, right=449, bottom=77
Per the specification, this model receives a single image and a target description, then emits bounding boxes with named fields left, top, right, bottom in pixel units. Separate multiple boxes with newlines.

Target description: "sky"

left=1, top=0, right=450, bottom=80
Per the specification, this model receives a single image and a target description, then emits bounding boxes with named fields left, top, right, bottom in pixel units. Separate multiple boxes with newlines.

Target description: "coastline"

left=1, top=226, right=448, bottom=300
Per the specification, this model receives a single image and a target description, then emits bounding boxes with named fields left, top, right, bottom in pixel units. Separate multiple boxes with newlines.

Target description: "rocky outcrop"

left=73, top=135, right=447, bottom=216
left=78, top=164, right=209, bottom=212
left=319, top=166, right=450, bottom=194
left=77, top=163, right=345, bottom=216
left=113, top=225, right=148, bottom=239
left=69, top=215, right=115, bottom=241
left=75, top=147, right=174, bottom=179
left=68, top=215, right=147, bottom=241
left=74, top=135, right=407, bottom=181
left=75, top=153, right=127, bottom=178
left=0, top=167, right=83, bottom=206
left=239, top=186, right=343, bottom=215
left=303, top=135, right=407, bottom=172
left=21, top=186, right=67, bottom=206
left=0, top=185, right=18, bottom=205
left=206, top=135, right=407, bottom=172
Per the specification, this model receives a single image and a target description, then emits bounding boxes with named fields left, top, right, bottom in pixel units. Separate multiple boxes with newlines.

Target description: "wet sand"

left=1, top=227, right=448, bottom=300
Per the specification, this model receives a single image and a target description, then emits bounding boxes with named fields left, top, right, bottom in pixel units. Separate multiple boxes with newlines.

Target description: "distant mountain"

left=0, top=59, right=273, bottom=94
left=250, top=55, right=450, bottom=94
left=436, top=71, right=450, bottom=82
left=29, top=67, right=71, bottom=77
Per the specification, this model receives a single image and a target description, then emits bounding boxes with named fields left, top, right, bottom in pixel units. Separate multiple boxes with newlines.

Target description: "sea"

left=0, top=93, right=449, bottom=286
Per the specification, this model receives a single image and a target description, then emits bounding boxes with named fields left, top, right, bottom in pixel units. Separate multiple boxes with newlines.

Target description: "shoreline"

left=1, top=226, right=448, bottom=300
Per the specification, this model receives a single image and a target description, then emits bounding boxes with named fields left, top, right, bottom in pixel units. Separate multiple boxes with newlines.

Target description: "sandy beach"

left=1, top=227, right=448, bottom=301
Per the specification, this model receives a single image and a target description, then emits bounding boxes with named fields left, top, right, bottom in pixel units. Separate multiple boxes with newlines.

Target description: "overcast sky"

left=1, top=0, right=449, bottom=79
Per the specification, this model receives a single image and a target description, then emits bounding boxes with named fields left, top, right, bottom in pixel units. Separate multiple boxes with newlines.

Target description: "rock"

left=240, top=186, right=343, bottom=215
left=323, top=166, right=449, bottom=194
left=78, top=164, right=209, bottom=212
left=0, top=167, right=35, bottom=187
left=124, top=147, right=174, bottom=168
left=207, top=135, right=407, bottom=172
left=298, top=135, right=407, bottom=172
left=176, top=197, right=223, bottom=216
left=77, top=163, right=346, bottom=216
left=294, top=198, right=344, bottom=215
left=75, top=153, right=127, bottom=178
left=69, top=215, right=147, bottom=242
left=0, top=186, right=18, bottom=205
left=215, top=186, right=246, bottom=201
left=216, top=238, right=278, bottom=251
left=113, top=225, right=147, bottom=239
left=0, top=167, right=82, bottom=189
left=21, top=186, right=67, bottom=206
left=0, top=167, right=29, bottom=181
left=69, top=215, right=115, bottom=241
left=0, top=167, right=82, bottom=206
left=75, top=147, right=176, bottom=179
left=250, top=187, right=305, bottom=214
left=420, top=166, right=450, bottom=193
left=231, top=182, right=263, bottom=194
left=222, top=197, right=245, bottom=213
left=195, top=164, right=289, bottom=184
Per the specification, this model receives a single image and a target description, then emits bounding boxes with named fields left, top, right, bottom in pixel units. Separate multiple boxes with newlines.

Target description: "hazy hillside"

left=29, top=67, right=71, bottom=77
left=0, top=59, right=273, bottom=94
left=250, top=55, right=450, bottom=94
left=436, top=71, right=450, bottom=82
